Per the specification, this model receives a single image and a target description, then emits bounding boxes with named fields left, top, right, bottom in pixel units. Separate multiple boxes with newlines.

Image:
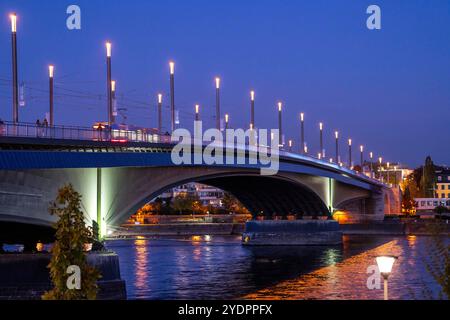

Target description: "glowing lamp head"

left=304, top=144, right=308, bottom=153
left=111, top=80, right=116, bottom=92
left=278, top=102, right=282, bottom=112
left=379, top=157, right=383, bottom=164
left=360, top=145, right=364, bottom=153
left=319, top=122, right=323, bottom=130
left=300, top=112, right=304, bottom=122
left=387, top=162, right=390, bottom=168
left=250, top=90, right=255, bottom=101
left=169, top=61, right=175, bottom=75
left=225, top=113, right=229, bottom=123
left=106, top=42, right=112, bottom=57
left=348, top=139, right=352, bottom=146
left=318, top=152, right=321, bottom=159
left=195, top=104, right=199, bottom=114
left=335, top=131, right=339, bottom=139
left=376, top=256, right=397, bottom=277
left=48, top=65, right=54, bottom=78
left=329, top=158, right=333, bottom=163
left=158, top=93, right=162, bottom=104
left=215, top=77, right=220, bottom=89
left=289, top=140, right=293, bottom=147
left=250, top=123, right=254, bottom=130
left=10, top=13, right=17, bottom=33
left=370, top=152, right=373, bottom=159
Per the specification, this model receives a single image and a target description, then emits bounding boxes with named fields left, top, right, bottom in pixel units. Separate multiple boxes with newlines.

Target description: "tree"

left=401, top=186, right=416, bottom=215
left=421, top=156, right=436, bottom=198
left=42, top=184, right=101, bottom=300
left=172, top=193, right=200, bottom=214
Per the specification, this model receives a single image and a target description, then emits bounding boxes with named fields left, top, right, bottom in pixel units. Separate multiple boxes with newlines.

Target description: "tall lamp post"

left=10, top=13, right=19, bottom=124
left=376, top=256, right=397, bottom=300
left=250, top=90, right=255, bottom=129
left=195, top=104, right=200, bottom=121
left=319, top=122, right=324, bottom=158
left=106, top=42, right=113, bottom=126
left=370, top=152, right=374, bottom=178
left=360, top=145, right=364, bottom=170
left=225, top=113, right=229, bottom=130
left=348, top=138, right=352, bottom=168
left=48, top=65, right=54, bottom=126
left=157, top=94, right=162, bottom=134
left=300, top=113, right=305, bottom=154
left=169, top=62, right=175, bottom=133
left=278, top=102, right=283, bottom=147
left=215, top=77, right=221, bottom=130
left=335, top=131, right=339, bottom=163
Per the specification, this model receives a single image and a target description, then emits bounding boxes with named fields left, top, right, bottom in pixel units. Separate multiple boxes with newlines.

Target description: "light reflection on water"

left=106, top=235, right=445, bottom=300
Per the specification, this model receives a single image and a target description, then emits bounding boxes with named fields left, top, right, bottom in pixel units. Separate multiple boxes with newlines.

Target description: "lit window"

left=438, top=176, right=442, bottom=181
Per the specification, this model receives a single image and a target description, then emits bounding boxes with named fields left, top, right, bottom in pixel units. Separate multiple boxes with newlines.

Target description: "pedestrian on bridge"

left=35, top=119, right=41, bottom=137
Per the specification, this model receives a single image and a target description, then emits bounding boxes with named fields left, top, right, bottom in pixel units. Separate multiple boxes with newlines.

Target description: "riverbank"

left=110, top=220, right=450, bottom=238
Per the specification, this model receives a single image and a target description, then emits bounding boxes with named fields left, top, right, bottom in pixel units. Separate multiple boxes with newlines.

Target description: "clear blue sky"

left=0, top=0, right=450, bottom=167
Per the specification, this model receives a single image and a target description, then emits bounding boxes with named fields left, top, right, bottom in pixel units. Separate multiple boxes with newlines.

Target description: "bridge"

left=0, top=121, right=399, bottom=240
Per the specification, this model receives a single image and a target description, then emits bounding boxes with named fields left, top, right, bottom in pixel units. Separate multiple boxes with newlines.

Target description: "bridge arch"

left=106, top=170, right=331, bottom=227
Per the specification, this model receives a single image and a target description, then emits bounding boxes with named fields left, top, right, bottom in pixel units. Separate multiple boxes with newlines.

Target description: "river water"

left=105, top=235, right=446, bottom=300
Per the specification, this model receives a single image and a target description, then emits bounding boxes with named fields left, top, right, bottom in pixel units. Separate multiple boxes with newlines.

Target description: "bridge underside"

left=201, top=176, right=330, bottom=218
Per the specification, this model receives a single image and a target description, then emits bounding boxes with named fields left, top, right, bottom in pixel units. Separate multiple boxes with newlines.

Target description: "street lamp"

left=300, top=113, right=305, bottom=154
left=195, top=104, right=200, bottom=121
left=225, top=113, right=229, bottom=129
left=335, top=131, right=339, bottom=164
left=215, top=77, right=221, bottom=130
left=278, top=102, right=283, bottom=147
left=157, top=94, right=163, bottom=134
left=376, top=256, right=397, bottom=300
left=169, top=61, right=175, bottom=133
left=360, top=145, right=364, bottom=170
left=48, top=65, right=54, bottom=126
left=250, top=90, right=255, bottom=129
left=10, top=13, right=19, bottom=124
left=370, top=152, right=374, bottom=178
left=105, top=41, right=113, bottom=126
left=288, top=139, right=293, bottom=152
left=319, top=122, right=324, bottom=158
left=348, top=138, right=352, bottom=168
left=379, top=157, right=383, bottom=182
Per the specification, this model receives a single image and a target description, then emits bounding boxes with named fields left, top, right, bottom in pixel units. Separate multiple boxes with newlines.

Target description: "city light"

left=195, top=104, right=199, bottom=114
left=225, top=113, right=229, bottom=123
left=111, top=80, right=116, bottom=92
left=360, top=145, right=364, bottom=153
left=250, top=90, right=255, bottom=101
left=215, top=77, right=220, bottom=89
left=335, top=131, right=339, bottom=139
left=300, top=112, right=304, bottom=122
left=319, top=122, right=323, bottom=130
left=48, top=65, right=54, bottom=78
left=348, top=138, right=352, bottom=146
left=10, top=13, right=17, bottom=33
left=278, top=102, right=282, bottom=111
left=158, top=93, right=162, bottom=104
left=106, top=42, right=112, bottom=57
left=169, top=61, right=175, bottom=75
left=376, top=255, right=397, bottom=300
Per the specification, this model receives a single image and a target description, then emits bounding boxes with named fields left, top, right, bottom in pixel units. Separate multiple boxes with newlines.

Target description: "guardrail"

left=0, top=121, right=171, bottom=143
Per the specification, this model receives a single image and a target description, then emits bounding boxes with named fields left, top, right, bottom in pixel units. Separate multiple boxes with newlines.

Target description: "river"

left=105, top=235, right=446, bottom=300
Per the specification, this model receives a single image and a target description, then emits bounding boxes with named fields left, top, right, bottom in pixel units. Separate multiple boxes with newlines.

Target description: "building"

left=415, top=198, right=450, bottom=212
left=161, top=182, right=225, bottom=207
left=435, top=168, right=450, bottom=198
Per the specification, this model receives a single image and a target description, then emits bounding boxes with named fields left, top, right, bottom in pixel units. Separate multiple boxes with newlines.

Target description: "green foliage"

left=420, top=156, right=436, bottom=198
left=401, top=186, right=416, bottom=215
left=172, top=193, right=200, bottom=214
left=42, top=184, right=101, bottom=300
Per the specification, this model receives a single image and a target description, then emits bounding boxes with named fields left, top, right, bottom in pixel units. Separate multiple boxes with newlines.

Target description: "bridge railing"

left=0, top=121, right=173, bottom=144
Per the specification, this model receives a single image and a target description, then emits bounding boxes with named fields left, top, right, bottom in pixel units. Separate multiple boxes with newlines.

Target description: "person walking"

left=43, top=119, right=49, bottom=137
left=36, top=119, right=41, bottom=137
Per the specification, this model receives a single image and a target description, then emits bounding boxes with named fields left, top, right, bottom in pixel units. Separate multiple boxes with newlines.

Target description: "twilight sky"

left=0, top=0, right=449, bottom=167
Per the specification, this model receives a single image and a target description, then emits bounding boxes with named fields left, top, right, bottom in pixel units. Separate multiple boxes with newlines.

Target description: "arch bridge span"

left=0, top=137, right=398, bottom=237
